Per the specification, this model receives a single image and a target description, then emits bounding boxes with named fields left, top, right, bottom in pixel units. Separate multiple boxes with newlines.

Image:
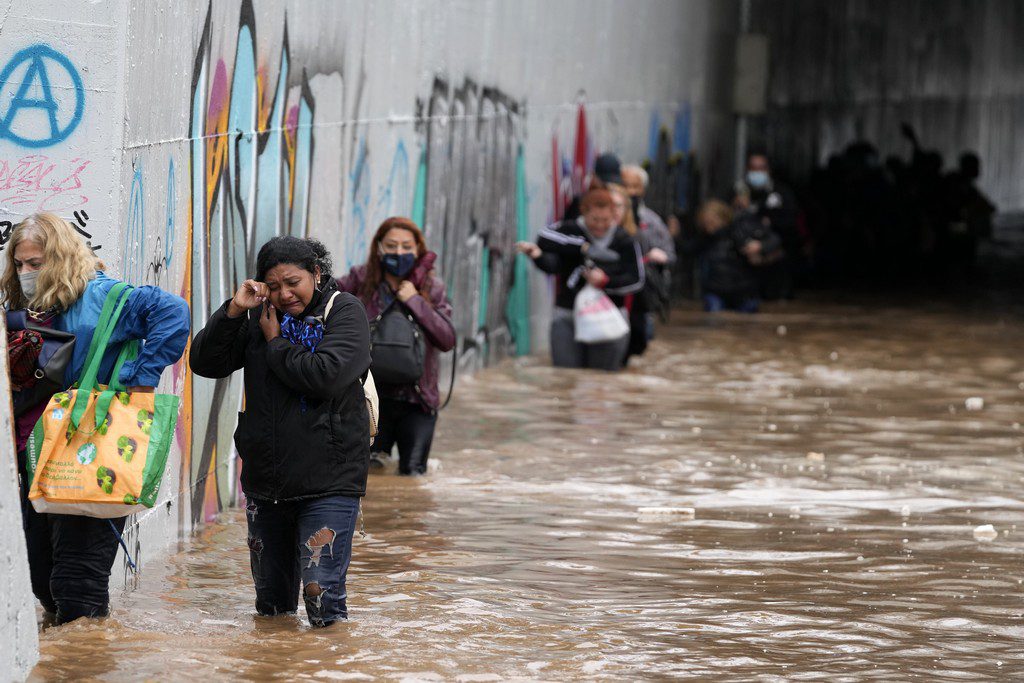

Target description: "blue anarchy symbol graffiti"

left=0, top=44, right=85, bottom=148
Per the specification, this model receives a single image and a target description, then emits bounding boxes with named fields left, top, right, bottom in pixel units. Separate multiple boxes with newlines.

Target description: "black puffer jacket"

left=694, top=215, right=781, bottom=296
left=189, top=280, right=371, bottom=501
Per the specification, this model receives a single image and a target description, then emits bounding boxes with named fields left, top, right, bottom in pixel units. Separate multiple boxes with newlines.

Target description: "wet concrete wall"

left=0, top=0, right=739, bottom=631
left=0, top=321, right=38, bottom=679
left=750, top=0, right=1024, bottom=211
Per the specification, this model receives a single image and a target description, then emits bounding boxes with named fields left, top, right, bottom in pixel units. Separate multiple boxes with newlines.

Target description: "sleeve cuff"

left=219, top=299, right=248, bottom=323
left=120, top=364, right=161, bottom=388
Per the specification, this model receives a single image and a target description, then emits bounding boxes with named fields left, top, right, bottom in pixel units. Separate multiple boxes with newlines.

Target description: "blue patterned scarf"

left=280, top=313, right=324, bottom=352
left=280, top=313, right=324, bottom=411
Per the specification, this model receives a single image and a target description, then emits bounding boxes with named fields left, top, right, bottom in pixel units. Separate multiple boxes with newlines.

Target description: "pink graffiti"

left=208, top=60, right=229, bottom=122
left=0, top=155, right=92, bottom=213
left=285, top=104, right=299, bottom=136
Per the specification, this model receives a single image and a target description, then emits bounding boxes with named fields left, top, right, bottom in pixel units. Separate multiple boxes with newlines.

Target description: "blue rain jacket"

left=56, top=271, right=190, bottom=388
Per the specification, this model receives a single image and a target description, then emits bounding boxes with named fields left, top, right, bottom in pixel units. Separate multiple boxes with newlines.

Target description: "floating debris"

left=973, top=524, right=998, bottom=541
left=965, top=397, right=985, bottom=411
left=806, top=451, right=825, bottom=462
left=637, top=507, right=695, bottom=522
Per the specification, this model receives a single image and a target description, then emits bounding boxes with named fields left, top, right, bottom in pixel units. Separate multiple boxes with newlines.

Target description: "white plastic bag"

left=573, top=285, right=629, bottom=343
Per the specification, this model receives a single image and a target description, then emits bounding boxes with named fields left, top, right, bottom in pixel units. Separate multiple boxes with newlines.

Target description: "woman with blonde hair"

left=336, top=216, right=455, bottom=476
left=692, top=199, right=780, bottom=313
left=3, top=212, right=189, bottom=624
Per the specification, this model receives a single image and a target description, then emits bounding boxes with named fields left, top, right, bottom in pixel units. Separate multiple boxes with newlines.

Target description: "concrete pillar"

left=0, top=315, right=38, bottom=679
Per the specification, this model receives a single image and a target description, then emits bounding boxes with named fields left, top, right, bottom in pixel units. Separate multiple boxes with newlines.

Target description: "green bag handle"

left=94, top=339, right=140, bottom=428
left=70, top=284, right=133, bottom=430
left=75, top=282, right=132, bottom=387
left=76, top=283, right=132, bottom=393
left=75, top=282, right=131, bottom=389
left=109, top=339, right=139, bottom=393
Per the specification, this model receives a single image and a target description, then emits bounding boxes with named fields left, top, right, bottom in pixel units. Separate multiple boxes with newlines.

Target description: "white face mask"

left=19, top=270, right=39, bottom=299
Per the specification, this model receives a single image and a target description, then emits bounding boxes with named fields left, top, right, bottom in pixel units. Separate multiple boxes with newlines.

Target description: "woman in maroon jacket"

left=338, top=217, right=456, bottom=475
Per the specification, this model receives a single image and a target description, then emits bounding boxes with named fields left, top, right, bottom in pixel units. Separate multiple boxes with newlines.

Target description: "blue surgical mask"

left=746, top=170, right=769, bottom=189
left=381, top=252, right=416, bottom=278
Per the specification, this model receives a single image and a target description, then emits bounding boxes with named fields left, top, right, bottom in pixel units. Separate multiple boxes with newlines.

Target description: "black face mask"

left=630, top=196, right=642, bottom=223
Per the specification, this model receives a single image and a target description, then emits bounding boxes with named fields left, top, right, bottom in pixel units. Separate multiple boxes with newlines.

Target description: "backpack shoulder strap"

left=323, top=291, right=341, bottom=320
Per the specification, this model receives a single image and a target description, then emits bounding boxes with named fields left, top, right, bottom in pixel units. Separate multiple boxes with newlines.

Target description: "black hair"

left=746, top=144, right=769, bottom=163
left=255, top=236, right=333, bottom=283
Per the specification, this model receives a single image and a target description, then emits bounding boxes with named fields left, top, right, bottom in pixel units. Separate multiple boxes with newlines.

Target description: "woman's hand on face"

left=259, top=302, right=281, bottom=341
left=228, top=279, right=268, bottom=318
left=396, top=280, right=417, bottom=302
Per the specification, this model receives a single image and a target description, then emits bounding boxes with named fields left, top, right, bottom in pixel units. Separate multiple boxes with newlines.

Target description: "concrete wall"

left=0, top=2, right=737, bottom=657
left=750, top=0, right=1024, bottom=211
left=0, top=320, right=38, bottom=680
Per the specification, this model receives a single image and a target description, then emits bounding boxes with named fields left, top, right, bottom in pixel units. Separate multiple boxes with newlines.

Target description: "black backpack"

left=6, top=309, right=76, bottom=416
left=369, top=302, right=425, bottom=385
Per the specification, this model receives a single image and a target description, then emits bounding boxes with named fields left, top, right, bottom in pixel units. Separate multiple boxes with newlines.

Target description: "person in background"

left=563, top=153, right=625, bottom=221
left=621, top=164, right=677, bottom=270
left=943, top=151, right=996, bottom=275
left=190, top=236, right=370, bottom=627
left=620, top=165, right=678, bottom=358
left=517, top=187, right=643, bottom=370
left=607, top=183, right=652, bottom=363
left=733, top=149, right=801, bottom=300
left=337, top=217, right=456, bottom=476
left=1, top=212, right=189, bottom=625
left=691, top=200, right=780, bottom=313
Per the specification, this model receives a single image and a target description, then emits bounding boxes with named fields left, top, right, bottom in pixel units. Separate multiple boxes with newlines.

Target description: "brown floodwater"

left=30, top=296, right=1024, bottom=680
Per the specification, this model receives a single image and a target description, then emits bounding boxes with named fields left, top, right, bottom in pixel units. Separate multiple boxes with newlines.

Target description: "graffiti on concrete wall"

left=413, top=77, right=530, bottom=366
left=186, top=0, right=317, bottom=525
left=0, top=45, right=85, bottom=149
left=0, top=43, right=96, bottom=220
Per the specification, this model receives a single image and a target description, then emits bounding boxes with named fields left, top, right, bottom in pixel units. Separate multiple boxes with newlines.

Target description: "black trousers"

left=19, top=449, right=125, bottom=624
left=373, top=397, right=438, bottom=475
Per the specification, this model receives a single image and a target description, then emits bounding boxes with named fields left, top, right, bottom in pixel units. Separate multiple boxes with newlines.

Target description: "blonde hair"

left=1, top=212, right=102, bottom=312
left=697, top=199, right=734, bottom=227
left=606, top=183, right=638, bottom=236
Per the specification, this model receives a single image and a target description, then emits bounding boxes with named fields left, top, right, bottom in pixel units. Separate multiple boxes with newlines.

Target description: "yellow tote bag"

left=26, top=283, right=179, bottom=518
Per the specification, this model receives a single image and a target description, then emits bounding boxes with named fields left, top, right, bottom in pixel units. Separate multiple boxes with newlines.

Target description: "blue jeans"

left=703, top=293, right=760, bottom=313
left=245, top=495, right=360, bottom=627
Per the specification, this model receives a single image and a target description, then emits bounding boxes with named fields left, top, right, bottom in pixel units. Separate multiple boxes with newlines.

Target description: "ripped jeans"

left=245, top=495, right=360, bottom=627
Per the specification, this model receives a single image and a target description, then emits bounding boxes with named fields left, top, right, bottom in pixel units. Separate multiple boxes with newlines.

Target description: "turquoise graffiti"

left=123, top=160, right=146, bottom=284
left=344, top=138, right=413, bottom=271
